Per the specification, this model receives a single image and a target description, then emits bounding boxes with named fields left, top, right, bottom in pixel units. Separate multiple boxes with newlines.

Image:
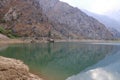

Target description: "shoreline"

left=0, top=39, right=120, bottom=44
left=0, top=39, right=45, bottom=44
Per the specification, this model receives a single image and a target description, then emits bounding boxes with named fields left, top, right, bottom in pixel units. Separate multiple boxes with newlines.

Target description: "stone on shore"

left=0, top=56, right=42, bottom=80
left=0, top=34, right=9, bottom=40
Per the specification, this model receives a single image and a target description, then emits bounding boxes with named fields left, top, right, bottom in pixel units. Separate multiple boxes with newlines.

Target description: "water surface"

left=0, top=42, right=120, bottom=80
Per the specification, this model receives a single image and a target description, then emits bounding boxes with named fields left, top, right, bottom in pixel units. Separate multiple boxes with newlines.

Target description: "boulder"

left=0, top=34, right=9, bottom=40
left=0, top=56, right=42, bottom=80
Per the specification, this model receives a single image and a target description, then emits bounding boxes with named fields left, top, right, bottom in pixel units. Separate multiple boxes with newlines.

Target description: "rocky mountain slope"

left=82, top=10, right=120, bottom=39
left=82, top=10, right=120, bottom=31
left=108, top=27, right=120, bottom=39
left=105, top=10, right=120, bottom=23
left=0, top=0, right=50, bottom=38
left=39, top=0, right=113, bottom=39
left=0, top=0, right=113, bottom=40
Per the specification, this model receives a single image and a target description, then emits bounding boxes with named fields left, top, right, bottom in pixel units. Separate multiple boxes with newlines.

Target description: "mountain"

left=82, top=10, right=120, bottom=31
left=105, top=10, right=120, bottom=23
left=82, top=9, right=120, bottom=38
left=0, top=0, right=113, bottom=40
left=0, top=0, right=50, bottom=38
left=107, top=27, right=120, bottom=39
left=39, top=0, right=113, bottom=40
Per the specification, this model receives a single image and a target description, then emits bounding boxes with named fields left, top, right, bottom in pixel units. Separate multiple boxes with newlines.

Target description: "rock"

left=107, top=27, right=120, bottom=39
left=0, top=34, right=9, bottom=40
left=0, top=56, right=42, bottom=80
left=4, top=7, right=21, bottom=21
left=47, top=38, right=55, bottom=43
left=0, top=0, right=114, bottom=40
left=0, top=0, right=50, bottom=37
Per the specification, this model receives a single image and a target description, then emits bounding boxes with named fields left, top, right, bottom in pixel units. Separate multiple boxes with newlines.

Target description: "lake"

left=0, top=42, right=120, bottom=80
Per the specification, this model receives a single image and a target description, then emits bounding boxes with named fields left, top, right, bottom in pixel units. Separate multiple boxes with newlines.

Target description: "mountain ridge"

left=0, top=0, right=113, bottom=40
left=82, top=9, right=120, bottom=39
left=38, top=0, right=113, bottom=39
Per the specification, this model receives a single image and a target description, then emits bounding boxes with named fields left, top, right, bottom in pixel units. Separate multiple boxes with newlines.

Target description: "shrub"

left=0, top=26, right=5, bottom=33
left=0, top=26, right=19, bottom=38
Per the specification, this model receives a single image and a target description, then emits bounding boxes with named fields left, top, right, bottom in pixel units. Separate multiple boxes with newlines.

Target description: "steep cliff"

left=82, top=9, right=120, bottom=39
left=38, top=0, right=113, bottom=39
left=0, top=0, right=51, bottom=37
left=0, top=0, right=113, bottom=40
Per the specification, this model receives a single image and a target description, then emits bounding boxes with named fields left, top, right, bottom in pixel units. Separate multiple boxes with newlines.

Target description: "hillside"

left=105, top=10, right=120, bottom=23
left=82, top=10, right=120, bottom=32
left=0, top=0, right=51, bottom=38
left=0, top=0, right=113, bottom=40
left=82, top=9, right=120, bottom=39
left=108, top=27, right=120, bottom=39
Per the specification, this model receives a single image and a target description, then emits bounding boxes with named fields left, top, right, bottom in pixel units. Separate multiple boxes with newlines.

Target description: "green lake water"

left=0, top=42, right=120, bottom=80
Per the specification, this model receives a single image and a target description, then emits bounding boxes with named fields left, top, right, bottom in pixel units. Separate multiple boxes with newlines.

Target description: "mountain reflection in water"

left=0, top=42, right=119, bottom=80
left=66, top=47, right=120, bottom=80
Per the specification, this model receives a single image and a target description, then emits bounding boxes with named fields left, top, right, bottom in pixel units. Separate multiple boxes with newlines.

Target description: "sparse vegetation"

left=0, top=26, right=19, bottom=38
left=0, top=18, right=6, bottom=23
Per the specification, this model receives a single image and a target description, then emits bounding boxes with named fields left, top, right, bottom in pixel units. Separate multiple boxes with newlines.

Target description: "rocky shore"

left=0, top=34, right=9, bottom=40
left=0, top=56, right=42, bottom=80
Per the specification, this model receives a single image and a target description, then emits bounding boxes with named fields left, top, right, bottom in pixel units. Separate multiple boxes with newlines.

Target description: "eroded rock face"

left=38, top=0, right=113, bottom=39
left=0, top=56, right=42, bottom=80
left=0, top=0, right=113, bottom=39
left=4, top=7, right=22, bottom=21
left=0, top=0, right=51, bottom=37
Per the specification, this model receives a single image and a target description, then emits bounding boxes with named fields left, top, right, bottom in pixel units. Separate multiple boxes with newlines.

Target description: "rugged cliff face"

left=0, top=0, right=113, bottom=40
left=82, top=9, right=120, bottom=39
left=39, top=0, right=113, bottom=39
left=0, top=0, right=51, bottom=37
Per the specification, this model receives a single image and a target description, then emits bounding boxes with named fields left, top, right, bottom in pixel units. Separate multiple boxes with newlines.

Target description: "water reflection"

left=0, top=44, right=8, bottom=51
left=0, top=42, right=119, bottom=80
left=66, top=47, right=120, bottom=80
